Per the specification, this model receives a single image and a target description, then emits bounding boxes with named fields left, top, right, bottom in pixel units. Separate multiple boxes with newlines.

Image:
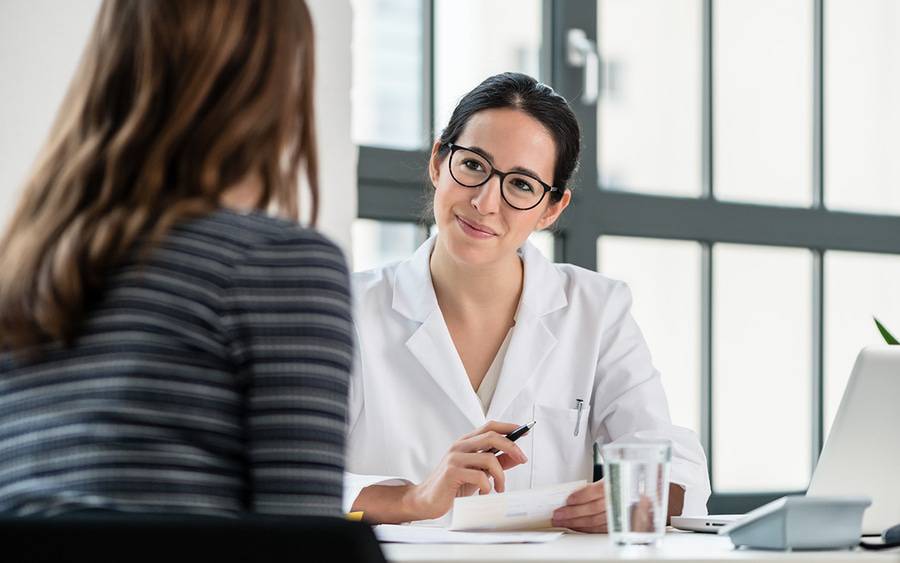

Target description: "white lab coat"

left=344, top=235, right=711, bottom=516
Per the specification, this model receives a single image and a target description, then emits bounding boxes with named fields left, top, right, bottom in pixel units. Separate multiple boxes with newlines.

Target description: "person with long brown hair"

left=0, top=0, right=353, bottom=517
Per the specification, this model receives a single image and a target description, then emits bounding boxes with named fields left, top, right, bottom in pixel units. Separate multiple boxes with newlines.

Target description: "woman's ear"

left=428, top=140, right=443, bottom=187
left=536, top=190, right=571, bottom=231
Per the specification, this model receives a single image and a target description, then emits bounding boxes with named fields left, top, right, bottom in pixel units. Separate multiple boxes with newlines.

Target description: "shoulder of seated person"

left=212, top=209, right=341, bottom=251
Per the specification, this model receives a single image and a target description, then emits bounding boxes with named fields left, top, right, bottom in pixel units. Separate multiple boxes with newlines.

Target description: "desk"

left=382, top=531, right=900, bottom=563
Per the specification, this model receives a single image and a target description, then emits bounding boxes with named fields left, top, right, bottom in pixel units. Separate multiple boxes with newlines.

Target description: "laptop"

left=670, top=514, right=741, bottom=533
left=674, top=346, right=900, bottom=535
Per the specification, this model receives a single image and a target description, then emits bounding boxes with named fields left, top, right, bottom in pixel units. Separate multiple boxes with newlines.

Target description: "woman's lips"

left=455, top=215, right=497, bottom=239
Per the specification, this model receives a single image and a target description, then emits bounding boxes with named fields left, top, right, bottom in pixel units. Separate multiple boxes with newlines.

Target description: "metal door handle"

left=566, top=28, right=599, bottom=105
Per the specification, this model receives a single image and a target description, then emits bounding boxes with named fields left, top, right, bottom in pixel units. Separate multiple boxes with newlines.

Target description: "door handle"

left=566, top=28, right=599, bottom=105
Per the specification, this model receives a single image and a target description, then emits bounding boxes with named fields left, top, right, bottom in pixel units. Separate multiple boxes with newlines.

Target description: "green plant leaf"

left=874, top=317, right=899, bottom=345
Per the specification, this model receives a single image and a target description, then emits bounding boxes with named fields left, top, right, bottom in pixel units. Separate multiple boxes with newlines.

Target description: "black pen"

left=485, top=420, right=536, bottom=455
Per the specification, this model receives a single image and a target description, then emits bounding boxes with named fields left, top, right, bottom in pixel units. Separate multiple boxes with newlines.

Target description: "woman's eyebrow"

left=468, top=145, right=547, bottom=181
left=467, top=145, right=496, bottom=162
left=509, top=165, right=545, bottom=180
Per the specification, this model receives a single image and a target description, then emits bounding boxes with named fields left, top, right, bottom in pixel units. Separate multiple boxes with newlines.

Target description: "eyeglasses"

left=446, top=143, right=561, bottom=211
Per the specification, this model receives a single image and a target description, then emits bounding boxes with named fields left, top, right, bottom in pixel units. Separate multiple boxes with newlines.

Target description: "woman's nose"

left=470, top=174, right=502, bottom=213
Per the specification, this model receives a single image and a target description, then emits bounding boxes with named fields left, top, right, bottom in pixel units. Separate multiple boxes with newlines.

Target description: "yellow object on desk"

left=347, top=511, right=364, bottom=522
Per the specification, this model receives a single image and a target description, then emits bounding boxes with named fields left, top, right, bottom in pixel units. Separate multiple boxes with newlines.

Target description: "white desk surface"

left=382, top=530, right=900, bottom=563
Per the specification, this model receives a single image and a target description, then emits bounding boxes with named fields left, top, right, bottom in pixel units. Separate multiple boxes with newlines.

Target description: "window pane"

left=597, top=0, right=702, bottom=196
left=824, top=251, right=900, bottom=437
left=351, top=0, right=424, bottom=149
left=713, top=244, right=812, bottom=492
left=825, top=1, right=900, bottom=215
left=433, top=0, right=541, bottom=135
left=714, top=0, right=812, bottom=206
left=597, top=237, right=702, bottom=434
left=352, top=219, right=424, bottom=272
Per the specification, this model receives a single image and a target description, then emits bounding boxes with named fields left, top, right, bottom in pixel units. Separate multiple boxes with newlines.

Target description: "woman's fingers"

left=552, top=482, right=607, bottom=530
left=450, top=451, right=507, bottom=493
left=495, top=452, right=521, bottom=470
left=458, top=420, right=520, bottom=441
left=552, top=501, right=605, bottom=522
left=456, top=431, right=527, bottom=462
left=552, top=513, right=608, bottom=532
left=566, top=481, right=605, bottom=505
left=455, top=467, right=492, bottom=495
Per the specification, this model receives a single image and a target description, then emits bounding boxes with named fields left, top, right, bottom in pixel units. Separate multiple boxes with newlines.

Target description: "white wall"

left=0, top=0, right=356, bottom=254
left=0, top=0, right=102, bottom=228
left=307, top=0, right=357, bottom=253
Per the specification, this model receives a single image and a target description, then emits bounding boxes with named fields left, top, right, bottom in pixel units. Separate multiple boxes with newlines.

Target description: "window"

left=712, top=244, right=812, bottom=492
left=824, top=0, right=900, bottom=214
left=597, top=0, right=702, bottom=196
left=352, top=219, right=427, bottom=272
left=351, top=0, right=425, bottom=149
left=714, top=0, right=813, bottom=206
left=433, top=0, right=542, bottom=137
left=354, top=0, right=900, bottom=513
left=597, top=236, right=702, bottom=434
left=824, top=251, right=900, bottom=435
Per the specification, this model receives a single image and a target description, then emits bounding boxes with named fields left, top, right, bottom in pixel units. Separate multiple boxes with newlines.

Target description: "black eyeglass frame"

left=445, top=143, right=562, bottom=211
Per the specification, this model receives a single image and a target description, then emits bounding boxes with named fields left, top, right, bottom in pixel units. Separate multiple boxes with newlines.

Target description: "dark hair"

left=437, top=72, right=581, bottom=197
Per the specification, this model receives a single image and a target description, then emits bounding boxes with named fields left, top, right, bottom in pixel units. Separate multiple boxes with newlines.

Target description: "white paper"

left=373, top=524, right=564, bottom=544
left=449, top=480, right=587, bottom=531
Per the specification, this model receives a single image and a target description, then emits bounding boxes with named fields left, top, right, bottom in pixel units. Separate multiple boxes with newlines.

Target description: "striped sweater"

left=0, top=210, right=353, bottom=518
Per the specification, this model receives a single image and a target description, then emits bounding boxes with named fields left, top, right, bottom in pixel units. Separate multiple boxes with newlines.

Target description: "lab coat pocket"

left=531, top=403, right=594, bottom=487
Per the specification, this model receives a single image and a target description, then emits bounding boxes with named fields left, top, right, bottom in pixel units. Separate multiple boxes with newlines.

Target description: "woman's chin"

left=442, top=232, right=502, bottom=267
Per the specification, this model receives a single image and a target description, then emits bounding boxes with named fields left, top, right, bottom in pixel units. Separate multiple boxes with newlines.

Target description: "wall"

left=0, top=0, right=102, bottom=228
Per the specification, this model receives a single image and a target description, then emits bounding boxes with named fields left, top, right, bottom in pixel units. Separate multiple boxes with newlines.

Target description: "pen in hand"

left=483, top=420, right=536, bottom=455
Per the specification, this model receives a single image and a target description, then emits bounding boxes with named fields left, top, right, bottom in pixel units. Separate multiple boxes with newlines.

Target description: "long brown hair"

left=0, top=0, right=318, bottom=352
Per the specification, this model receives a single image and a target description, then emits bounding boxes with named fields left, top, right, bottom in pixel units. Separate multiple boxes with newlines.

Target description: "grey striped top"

left=0, top=210, right=353, bottom=518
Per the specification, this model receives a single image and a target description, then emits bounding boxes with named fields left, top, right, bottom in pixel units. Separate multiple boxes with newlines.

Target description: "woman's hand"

left=403, top=420, right=528, bottom=521
left=551, top=480, right=608, bottom=533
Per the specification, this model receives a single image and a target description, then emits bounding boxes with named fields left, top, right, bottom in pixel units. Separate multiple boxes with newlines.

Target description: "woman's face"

left=429, top=108, right=571, bottom=267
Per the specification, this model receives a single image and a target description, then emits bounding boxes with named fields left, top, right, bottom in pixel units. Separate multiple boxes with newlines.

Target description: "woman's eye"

left=463, top=159, right=484, bottom=172
left=511, top=178, right=536, bottom=193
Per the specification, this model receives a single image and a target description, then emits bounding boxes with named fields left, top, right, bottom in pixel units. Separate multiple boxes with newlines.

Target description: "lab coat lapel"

left=394, top=236, right=486, bottom=429
left=405, top=310, right=487, bottom=428
left=485, top=241, right=568, bottom=421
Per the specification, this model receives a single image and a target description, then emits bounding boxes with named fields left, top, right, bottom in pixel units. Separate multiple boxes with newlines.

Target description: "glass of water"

left=601, top=441, right=672, bottom=545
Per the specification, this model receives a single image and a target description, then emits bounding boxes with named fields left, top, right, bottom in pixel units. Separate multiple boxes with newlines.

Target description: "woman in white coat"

left=346, top=73, right=711, bottom=532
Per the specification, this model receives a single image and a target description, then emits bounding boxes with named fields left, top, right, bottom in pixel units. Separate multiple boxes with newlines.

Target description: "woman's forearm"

left=351, top=483, right=422, bottom=524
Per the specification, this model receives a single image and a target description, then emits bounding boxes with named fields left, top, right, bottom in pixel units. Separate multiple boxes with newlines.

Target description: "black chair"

left=0, top=512, right=387, bottom=563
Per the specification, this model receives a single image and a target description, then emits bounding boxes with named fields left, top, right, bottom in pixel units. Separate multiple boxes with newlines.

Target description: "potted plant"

left=874, top=318, right=898, bottom=345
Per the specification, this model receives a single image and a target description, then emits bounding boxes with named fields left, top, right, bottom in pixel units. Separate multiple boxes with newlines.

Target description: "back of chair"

left=0, top=513, right=387, bottom=563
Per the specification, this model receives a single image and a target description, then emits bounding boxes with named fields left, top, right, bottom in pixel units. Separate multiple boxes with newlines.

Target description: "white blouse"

left=476, top=329, right=513, bottom=413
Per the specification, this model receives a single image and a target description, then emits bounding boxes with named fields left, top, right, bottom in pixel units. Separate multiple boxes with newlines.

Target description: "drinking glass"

left=601, top=441, right=672, bottom=545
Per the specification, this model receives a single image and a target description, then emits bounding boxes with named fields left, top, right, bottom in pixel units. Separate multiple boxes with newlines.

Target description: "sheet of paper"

left=449, top=480, right=587, bottom=531
left=373, top=524, right=564, bottom=544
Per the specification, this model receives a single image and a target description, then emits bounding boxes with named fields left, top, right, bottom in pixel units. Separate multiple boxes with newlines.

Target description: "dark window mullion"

left=811, top=0, right=826, bottom=479
left=701, top=241, right=713, bottom=491
left=701, top=0, right=714, bottom=495
left=540, top=0, right=555, bottom=85
left=422, top=0, right=435, bottom=144
left=812, top=249, right=825, bottom=473
left=552, top=0, right=598, bottom=269
left=702, top=0, right=714, bottom=200
left=813, top=0, right=824, bottom=209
